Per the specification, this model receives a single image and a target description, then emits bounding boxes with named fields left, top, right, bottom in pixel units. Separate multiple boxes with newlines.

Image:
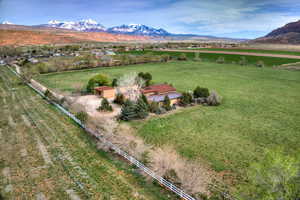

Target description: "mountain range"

left=1, top=19, right=247, bottom=41
left=36, top=19, right=172, bottom=37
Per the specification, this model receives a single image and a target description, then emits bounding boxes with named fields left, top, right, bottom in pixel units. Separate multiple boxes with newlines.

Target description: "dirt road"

left=160, top=49, right=300, bottom=59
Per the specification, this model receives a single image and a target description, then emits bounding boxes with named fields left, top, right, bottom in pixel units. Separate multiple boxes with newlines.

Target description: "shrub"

left=180, top=92, right=193, bottom=106
left=113, top=93, right=125, bottom=105
left=161, top=54, right=170, bottom=62
left=193, top=86, right=209, bottom=98
left=138, top=72, right=152, bottom=86
left=112, top=78, right=118, bottom=87
left=207, top=91, right=221, bottom=106
left=163, top=95, right=172, bottom=111
left=149, top=101, right=159, bottom=113
left=178, top=53, right=187, bottom=61
left=239, top=56, right=247, bottom=66
left=99, top=98, right=113, bottom=112
left=155, top=107, right=167, bottom=115
left=237, top=149, right=300, bottom=200
left=256, top=60, right=265, bottom=68
left=75, top=111, right=88, bottom=124
left=216, top=56, right=225, bottom=64
left=140, top=151, right=151, bottom=167
left=163, top=169, right=182, bottom=187
left=194, top=52, right=202, bottom=62
left=86, top=73, right=110, bottom=93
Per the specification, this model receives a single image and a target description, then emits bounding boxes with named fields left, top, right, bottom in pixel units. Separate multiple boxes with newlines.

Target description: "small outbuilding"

left=94, top=86, right=116, bottom=99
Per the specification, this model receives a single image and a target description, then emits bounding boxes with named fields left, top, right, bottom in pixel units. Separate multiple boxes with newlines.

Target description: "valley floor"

left=37, top=61, right=300, bottom=182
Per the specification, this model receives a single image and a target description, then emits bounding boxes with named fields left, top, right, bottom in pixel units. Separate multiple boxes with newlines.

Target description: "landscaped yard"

left=37, top=61, right=300, bottom=178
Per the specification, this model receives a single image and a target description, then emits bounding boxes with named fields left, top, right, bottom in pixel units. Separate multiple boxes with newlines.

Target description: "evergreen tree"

left=112, top=78, right=118, bottom=87
left=99, top=98, right=113, bottom=111
left=163, top=95, right=172, bottom=111
left=141, top=94, right=149, bottom=108
left=120, top=100, right=138, bottom=121
left=180, top=92, right=193, bottom=106
left=135, top=96, right=149, bottom=119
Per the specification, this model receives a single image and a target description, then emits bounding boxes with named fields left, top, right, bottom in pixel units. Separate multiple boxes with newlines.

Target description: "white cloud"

left=153, top=0, right=300, bottom=37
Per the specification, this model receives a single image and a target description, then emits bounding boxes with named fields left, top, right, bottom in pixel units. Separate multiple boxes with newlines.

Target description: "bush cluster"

left=86, top=73, right=110, bottom=93
left=138, top=72, right=152, bottom=86
left=98, top=98, right=113, bottom=112
left=75, top=111, right=88, bottom=124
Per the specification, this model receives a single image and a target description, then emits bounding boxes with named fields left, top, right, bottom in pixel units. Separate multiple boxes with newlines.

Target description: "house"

left=141, top=84, right=182, bottom=105
left=94, top=86, right=116, bottom=99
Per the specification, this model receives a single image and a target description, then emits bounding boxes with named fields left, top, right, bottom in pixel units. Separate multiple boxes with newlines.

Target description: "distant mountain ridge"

left=41, top=19, right=106, bottom=32
left=1, top=19, right=244, bottom=41
left=107, top=24, right=171, bottom=36
left=254, top=20, right=300, bottom=44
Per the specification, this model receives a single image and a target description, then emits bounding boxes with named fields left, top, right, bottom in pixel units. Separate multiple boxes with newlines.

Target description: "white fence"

left=7, top=66, right=197, bottom=200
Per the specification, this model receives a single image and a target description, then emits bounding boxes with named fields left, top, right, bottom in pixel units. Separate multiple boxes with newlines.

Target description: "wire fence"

left=6, top=65, right=197, bottom=200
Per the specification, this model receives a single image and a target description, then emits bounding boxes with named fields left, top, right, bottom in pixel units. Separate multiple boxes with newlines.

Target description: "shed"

left=94, top=86, right=116, bottom=99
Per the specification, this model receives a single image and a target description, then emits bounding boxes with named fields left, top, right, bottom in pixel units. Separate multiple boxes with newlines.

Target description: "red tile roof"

left=142, top=84, right=176, bottom=94
left=94, top=86, right=114, bottom=92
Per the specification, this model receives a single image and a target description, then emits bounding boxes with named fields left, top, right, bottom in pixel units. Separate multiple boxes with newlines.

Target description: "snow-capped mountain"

left=44, top=19, right=106, bottom=32
left=42, top=20, right=171, bottom=36
left=1, top=21, right=13, bottom=25
left=107, top=24, right=171, bottom=36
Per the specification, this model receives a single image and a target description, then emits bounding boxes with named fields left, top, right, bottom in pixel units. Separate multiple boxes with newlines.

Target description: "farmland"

left=0, top=66, right=172, bottom=199
left=37, top=60, right=300, bottom=179
left=126, top=50, right=300, bottom=67
left=182, top=48, right=300, bottom=56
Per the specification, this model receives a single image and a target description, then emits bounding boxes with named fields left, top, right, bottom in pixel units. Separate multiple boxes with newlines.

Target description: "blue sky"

left=1, top=0, right=300, bottom=39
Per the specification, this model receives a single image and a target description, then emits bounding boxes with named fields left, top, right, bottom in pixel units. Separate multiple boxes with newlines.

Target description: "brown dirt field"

left=0, top=29, right=148, bottom=47
left=162, top=49, right=300, bottom=59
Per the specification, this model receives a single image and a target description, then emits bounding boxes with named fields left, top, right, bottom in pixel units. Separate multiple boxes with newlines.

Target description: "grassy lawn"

left=126, top=50, right=300, bottom=67
left=183, top=48, right=300, bottom=56
left=0, top=67, right=173, bottom=200
left=37, top=61, right=300, bottom=177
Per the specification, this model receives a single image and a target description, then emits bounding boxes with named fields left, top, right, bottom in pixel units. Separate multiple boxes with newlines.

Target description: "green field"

left=0, top=67, right=173, bottom=199
left=37, top=61, right=300, bottom=177
left=183, top=48, right=300, bottom=56
left=126, top=50, right=300, bottom=67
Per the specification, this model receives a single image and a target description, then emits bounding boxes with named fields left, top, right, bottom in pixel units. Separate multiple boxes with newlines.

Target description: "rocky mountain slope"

left=0, top=24, right=147, bottom=46
left=254, top=20, right=300, bottom=44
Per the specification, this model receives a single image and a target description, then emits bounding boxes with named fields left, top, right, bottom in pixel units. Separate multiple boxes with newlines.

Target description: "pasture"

left=183, top=48, right=300, bottom=56
left=37, top=61, right=300, bottom=177
left=126, top=50, right=300, bottom=67
left=0, top=67, right=172, bottom=199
